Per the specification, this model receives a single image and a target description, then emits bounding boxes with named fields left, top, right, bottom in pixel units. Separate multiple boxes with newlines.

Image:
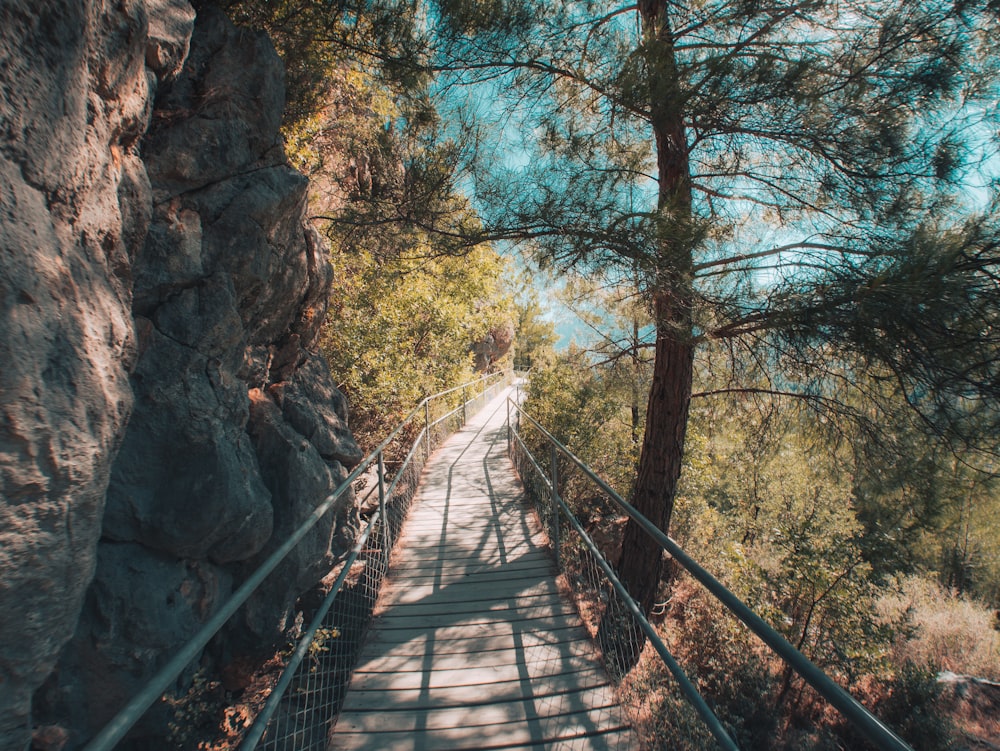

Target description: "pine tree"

left=421, top=0, right=1000, bottom=627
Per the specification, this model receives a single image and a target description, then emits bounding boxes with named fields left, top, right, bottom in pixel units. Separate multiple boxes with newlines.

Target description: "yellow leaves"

left=320, top=239, right=513, bottom=449
left=283, top=111, right=326, bottom=173
left=342, top=67, right=399, bottom=123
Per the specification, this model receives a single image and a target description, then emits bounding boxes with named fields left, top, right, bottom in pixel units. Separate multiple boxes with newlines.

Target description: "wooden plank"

left=387, top=550, right=553, bottom=573
left=390, top=552, right=550, bottom=572
left=397, top=530, right=536, bottom=545
left=371, top=604, right=578, bottom=631
left=385, top=563, right=554, bottom=580
left=347, top=660, right=608, bottom=691
left=394, top=528, right=544, bottom=546
left=379, top=580, right=562, bottom=608
left=406, top=496, right=527, bottom=508
left=330, top=730, right=637, bottom=751
left=387, top=596, right=565, bottom=616
left=334, top=701, right=624, bottom=734
left=340, top=676, right=617, bottom=712
left=330, top=712, right=633, bottom=751
left=351, top=625, right=589, bottom=659
left=353, top=640, right=598, bottom=674
left=366, top=614, right=584, bottom=641
left=390, top=551, right=546, bottom=568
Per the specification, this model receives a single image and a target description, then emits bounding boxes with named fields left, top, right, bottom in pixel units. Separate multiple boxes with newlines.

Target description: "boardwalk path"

left=329, top=387, right=636, bottom=750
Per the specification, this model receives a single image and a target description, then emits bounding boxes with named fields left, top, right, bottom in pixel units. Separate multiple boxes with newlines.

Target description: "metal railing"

left=506, top=398, right=915, bottom=751
left=83, top=370, right=512, bottom=751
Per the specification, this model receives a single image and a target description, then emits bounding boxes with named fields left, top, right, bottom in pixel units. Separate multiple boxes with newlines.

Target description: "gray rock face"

left=38, top=543, right=234, bottom=740
left=0, top=1, right=150, bottom=747
left=2, top=3, right=361, bottom=748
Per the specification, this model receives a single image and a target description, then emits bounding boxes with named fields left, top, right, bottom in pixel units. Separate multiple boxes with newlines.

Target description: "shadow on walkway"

left=328, top=388, right=636, bottom=751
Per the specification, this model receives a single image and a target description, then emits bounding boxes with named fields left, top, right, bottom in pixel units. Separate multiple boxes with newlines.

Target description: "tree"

left=511, top=292, right=558, bottom=372
left=557, top=274, right=654, bottom=443
left=524, top=349, right=644, bottom=516
left=415, top=0, right=1000, bottom=627
left=227, top=0, right=1000, bottom=625
left=321, top=240, right=514, bottom=450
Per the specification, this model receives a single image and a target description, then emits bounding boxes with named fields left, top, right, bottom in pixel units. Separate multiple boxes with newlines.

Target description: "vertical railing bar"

left=549, top=443, right=561, bottom=570
left=377, top=451, right=389, bottom=552
left=424, top=401, right=431, bottom=460
left=383, top=432, right=423, bottom=503
left=506, top=398, right=511, bottom=453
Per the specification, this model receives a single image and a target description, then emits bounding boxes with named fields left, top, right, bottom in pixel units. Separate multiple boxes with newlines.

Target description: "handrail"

left=83, top=370, right=509, bottom=751
left=507, top=426, right=739, bottom=751
left=507, top=398, right=914, bottom=751
left=237, top=508, right=381, bottom=751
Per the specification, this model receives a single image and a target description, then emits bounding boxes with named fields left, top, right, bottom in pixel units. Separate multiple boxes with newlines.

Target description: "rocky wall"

left=1, top=3, right=361, bottom=749
left=0, top=1, right=155, bottom=746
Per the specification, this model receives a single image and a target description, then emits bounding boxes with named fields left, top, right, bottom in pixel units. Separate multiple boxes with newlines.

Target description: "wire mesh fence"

left=508, top=416, right=661, bottom=703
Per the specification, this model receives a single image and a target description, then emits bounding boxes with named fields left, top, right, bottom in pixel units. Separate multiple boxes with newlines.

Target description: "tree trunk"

left=602, top=0, right=695, bottom=672
left=619, top=293, right=694, bottom=611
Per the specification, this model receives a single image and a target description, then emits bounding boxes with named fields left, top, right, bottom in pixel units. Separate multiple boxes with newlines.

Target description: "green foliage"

left=221, top=0, right=426, bottom=131
left=321, top=242, right=513, bottom=450
left=220, top=3, right=519, bottom=450
left=523, top=353, right=987, bottom=744
left=507, top=269, right=557, bottom=371
left=524, top=352, right=641, bottom=519
left=676, top=395, right=899, bottom=690
left=621, top=582, right=779, bottom=751
left=427, top=0, right=1000, bottom=498
left=512, top=296, right=556, bottom=371
left=852, top=429, right=1000, bottom=603
left=673, top=586, right=780, bottom=751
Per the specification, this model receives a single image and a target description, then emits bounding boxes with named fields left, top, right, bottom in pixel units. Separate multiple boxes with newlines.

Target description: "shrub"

left=620, top=581, right=781, bottom=751
left=832, top=662, right=954, bottom=751
left=879, top=576, right=1000, bottom=681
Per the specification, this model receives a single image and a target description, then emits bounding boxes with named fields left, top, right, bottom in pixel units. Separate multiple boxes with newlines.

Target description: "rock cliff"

left=0, top=3, right=361, bottom=749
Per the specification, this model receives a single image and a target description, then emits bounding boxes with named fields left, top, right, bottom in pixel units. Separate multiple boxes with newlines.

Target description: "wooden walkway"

left=329, top=387, right=637, bottom=751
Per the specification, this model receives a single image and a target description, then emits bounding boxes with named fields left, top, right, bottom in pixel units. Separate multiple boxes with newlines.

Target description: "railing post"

left=506, top=398, right=511, bottom=453
left=424, top=401, right=431, bottom=460
left=549, top=443, right=561, bottom=570
left=462, top=385, right=468, bottom=424
left=377, top=451, right=389, bottom=553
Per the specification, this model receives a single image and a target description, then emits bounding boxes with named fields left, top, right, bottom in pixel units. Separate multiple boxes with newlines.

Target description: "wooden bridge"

left=328, top=387, right=637, bottom=750
left=86, top=376, right=909, bottom=751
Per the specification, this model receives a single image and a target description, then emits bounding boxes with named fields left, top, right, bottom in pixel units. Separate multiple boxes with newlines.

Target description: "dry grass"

left=879, top=576, right=1000, bottom=681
